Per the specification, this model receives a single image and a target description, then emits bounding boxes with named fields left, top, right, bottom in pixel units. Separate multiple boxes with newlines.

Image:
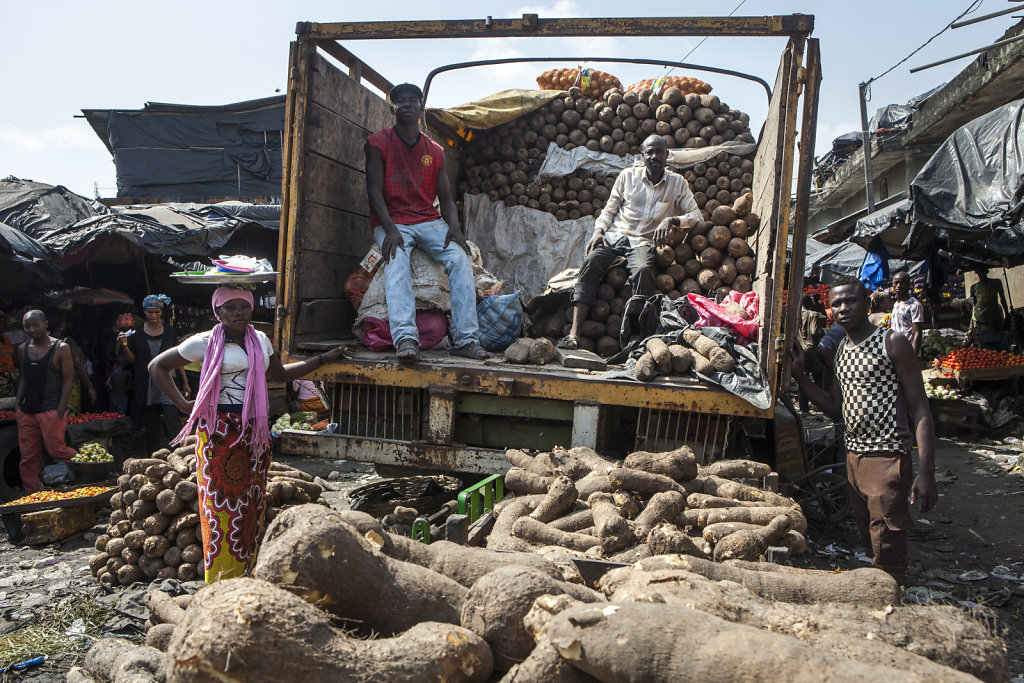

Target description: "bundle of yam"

left=72, top=502, right=1006, bottom=682
left=89, top=440, right=324, bottom=586
left=493, top=446, right=810, bottom=564
left=625, top=75, right=713, bottom=95
left=536, top=68, right=623, bottom=98
left=457, top=83, right=756, bottom=222
left=523, top=192, right=757, bottom=358
left=633, top=328, right=737, bottom=382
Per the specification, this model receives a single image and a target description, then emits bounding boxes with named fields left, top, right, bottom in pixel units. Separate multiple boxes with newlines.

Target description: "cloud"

left=513, top=0, right=582, bottom=16
left=0, top=124, right=100, bottom=154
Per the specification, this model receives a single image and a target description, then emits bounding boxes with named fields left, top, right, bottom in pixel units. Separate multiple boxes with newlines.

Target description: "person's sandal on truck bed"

left=449, top=341, right=491, bottom=360
left=395, top=339, right=419, bottom=362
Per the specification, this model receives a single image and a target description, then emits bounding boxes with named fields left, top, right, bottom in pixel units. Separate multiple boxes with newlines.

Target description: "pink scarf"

left=174, top=287, right=271, bottom=455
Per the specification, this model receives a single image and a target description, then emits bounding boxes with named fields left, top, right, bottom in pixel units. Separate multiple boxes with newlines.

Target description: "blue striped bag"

left=476, top=292, right=523, bottom=351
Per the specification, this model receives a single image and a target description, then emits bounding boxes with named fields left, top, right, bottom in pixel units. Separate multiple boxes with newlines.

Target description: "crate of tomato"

left=934, top=348, right=1024, bottom=383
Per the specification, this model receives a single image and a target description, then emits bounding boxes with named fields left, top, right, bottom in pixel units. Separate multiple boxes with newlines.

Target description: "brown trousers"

left=846, top=449, right=913, bottom=585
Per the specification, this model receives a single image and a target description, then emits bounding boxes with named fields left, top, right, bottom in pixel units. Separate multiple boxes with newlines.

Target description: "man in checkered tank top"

left=791, top=275, right=937, bottom=585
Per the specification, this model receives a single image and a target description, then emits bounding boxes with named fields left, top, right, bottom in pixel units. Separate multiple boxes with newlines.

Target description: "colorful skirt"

left=194, top=412, right=271, bottom=583
left=293, top=396, right=325, bottom=413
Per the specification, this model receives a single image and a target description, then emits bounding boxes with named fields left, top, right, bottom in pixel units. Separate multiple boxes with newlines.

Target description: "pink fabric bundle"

left=174, top=287, right=271, bottom=455
left=687, top=290, right=760, bottom=340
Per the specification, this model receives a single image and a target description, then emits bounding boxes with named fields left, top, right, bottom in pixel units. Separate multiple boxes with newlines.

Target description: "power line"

left=866, top=0, right=984, bottom=86
left=664, top=0, right=749, bottom=75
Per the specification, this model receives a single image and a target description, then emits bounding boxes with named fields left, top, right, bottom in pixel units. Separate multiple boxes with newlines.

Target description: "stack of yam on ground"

left=457, top=77, right=756, bottom=222
left=89, top=441, right=325, bottom=587
left=494, top=446, right=808, bottom=564
left=73, top=500, right=1006, bottom=682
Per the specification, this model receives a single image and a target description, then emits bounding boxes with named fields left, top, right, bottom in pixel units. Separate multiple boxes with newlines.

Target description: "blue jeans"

left=373, top=220, right=480, bottom=349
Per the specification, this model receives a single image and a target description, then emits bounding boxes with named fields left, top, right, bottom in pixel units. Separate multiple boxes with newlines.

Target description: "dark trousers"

left=142, top=403, right=181, bottom=454
left=572, top=237, right=656, bottom=306
left=846, top=449, right=913, bottom=585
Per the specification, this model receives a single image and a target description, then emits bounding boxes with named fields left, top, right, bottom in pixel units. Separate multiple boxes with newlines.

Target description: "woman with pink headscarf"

left=149, top=286, right=347, bottom=582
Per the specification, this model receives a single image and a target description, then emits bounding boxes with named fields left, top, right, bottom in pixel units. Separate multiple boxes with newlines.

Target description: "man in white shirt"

left=558, top=135, right=702, bottom=350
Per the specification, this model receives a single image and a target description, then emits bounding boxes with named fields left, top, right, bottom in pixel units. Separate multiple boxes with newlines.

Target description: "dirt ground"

left=794, top=435, right=1024, bottom=678
left=1, top=439, right=1022, bottom=681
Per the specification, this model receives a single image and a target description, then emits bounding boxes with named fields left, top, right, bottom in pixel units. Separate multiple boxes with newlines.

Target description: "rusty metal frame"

left=422, top=57, right=773, bottom=105
left=297, top=15, right=814, bottom=41
left=278, top=15, right=818, bottom=449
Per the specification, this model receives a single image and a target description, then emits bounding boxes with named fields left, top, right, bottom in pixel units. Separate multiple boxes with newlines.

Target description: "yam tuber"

left=587, top=492, right=636, bottom=553
left=703, top=475, right=795, bottom=508
left=702, top=521, right=763, bottom=544
left=644, top=337, right=672, bottom=374
left=701, top=459, right=772, bottom=479
left=506, top=449, right=554, bottom=477
left=687, top=492, right=773, bottom=509
left=166, top=577, right=493, bottom=683
left=648, top=523, right=710, bottom=559
left=530, top=337, right=557, bottom=365
left=607, top=466, right=688, bottom=496
left=512, top=516, right=599, bottom=552
left=460, top=566, right=601, bottom=669
left=504, top=339, right=533, bottom=364
left=253, top=505, right=467, bottom=635
left=82, top=638, right=165, bottom=683
left=680, top=505, right=807, bottom=534
left=667, top=344, right=692, bottom=373
left=712, top=514, right=791, bottom=561
left=681, top=328, right=735, bottom=372
left=530, top=475, right=580, bottom=523
left=634, top=352, right=657, bottom=382
left=623, top=446, right=697, bottom=482
left=506, top=467, right=556, bottom=494
left=631, top=490, right=686, bottom=540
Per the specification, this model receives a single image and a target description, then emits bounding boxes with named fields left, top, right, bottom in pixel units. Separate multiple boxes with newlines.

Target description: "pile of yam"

left=536, top=68, right=623, bottom=98
left=525, top=191, right=757, bottom=358
left=73, top=498, right=1006, bottom=682
left=89, top=440, right=325, bottom=586
left=634, top=328, right=736, bottom=382
left=495, top=446, right=806, bottom=564
left=457, top=82, right=756, bottom=222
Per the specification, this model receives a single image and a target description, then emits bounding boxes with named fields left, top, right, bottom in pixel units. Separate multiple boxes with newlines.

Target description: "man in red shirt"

left=365, top=83, right=490, bottom=362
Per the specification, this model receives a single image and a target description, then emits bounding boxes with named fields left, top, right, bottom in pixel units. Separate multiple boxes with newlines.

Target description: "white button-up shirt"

left=597, top=165, right=702, bottom=247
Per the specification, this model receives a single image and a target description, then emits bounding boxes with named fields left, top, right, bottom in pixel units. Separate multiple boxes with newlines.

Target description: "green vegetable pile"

left=921, top=330, right=958, bottom=362
left=73, top=442, right=113, bottom=463
left=925, top=384, right=960, bottom=400
left=272, top=412, right=316, bottom=433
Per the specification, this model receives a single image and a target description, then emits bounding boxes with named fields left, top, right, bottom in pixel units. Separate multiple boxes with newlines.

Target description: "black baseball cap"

left=390, top=83, right=424, bottom=102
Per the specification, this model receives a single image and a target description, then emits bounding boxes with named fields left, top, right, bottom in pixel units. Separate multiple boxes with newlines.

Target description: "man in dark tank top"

left=13, top=309, right=79, bottom=493
left=790, top=276, right=937, bottom=586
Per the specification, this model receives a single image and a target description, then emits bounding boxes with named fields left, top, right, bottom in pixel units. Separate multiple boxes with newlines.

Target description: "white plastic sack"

left=538, top=140, right=758, bottom=179
left=354, top=247, right=451, bottom=340
left=464, top=194, right=595, bottom=302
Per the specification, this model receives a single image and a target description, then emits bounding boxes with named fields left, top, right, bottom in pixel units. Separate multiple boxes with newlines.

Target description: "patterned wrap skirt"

left=194, top=412, right=270, bottom=583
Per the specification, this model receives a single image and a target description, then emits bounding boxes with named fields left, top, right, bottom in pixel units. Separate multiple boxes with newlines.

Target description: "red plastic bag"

left=362, top=311, right=449, bottom=351
left=687, top=290, right=760, bottom=340
left=343, top=268, right=373, bottom=311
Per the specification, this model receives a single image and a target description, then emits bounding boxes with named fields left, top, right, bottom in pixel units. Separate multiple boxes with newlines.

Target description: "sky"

left=1, top=1, right=1015, bottom=199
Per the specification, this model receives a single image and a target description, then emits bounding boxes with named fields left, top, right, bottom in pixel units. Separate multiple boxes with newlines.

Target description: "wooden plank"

left=300, top=16, right=815, bottom=40
left=303, top=151, right=371, bottom=216
left=781, top=38, right=822, bottom=389
left=295, top=199, right=372, bottom=257
left=305, top=101, right=372, bottom=174
left=556, top=347, right=607, bottom=371
left=309, top=53, right=393, bottom=135
left=295, top=249, right=349, bottom=300
left=316, top=40, right=394, bottom=96
left=295, top=297, right=355, bottom=337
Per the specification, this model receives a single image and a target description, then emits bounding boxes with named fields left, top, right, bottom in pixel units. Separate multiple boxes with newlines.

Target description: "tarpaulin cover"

left=0, top=221, right=61, bottom=290
left=537, top=141, right=757, bottom=179
left=105, top=97, right=285, bottom=199
left=911, top=98, right=1024, bottom=233
left=425, top=89, right=564, bottom=135
left=463, top=193, right=593, bottom=302
left=0, top=177, right=107, bottom=239
left=870, top=104, right=912, bottom=133
left=812, top=240, right=925, bottom=282
left=604, top=296, right=771, bottom=409
left=831, top=131, right=863, bottom=155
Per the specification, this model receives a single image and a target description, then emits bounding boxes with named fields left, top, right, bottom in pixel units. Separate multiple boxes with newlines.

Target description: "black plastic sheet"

left=604, top=295, right=771, bottom=409
left=0, top=177, right=106, bottom=240
left=911, top=99, right=1024, bottom=233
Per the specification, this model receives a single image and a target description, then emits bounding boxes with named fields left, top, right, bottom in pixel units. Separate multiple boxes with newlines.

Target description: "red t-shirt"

left=365, top=127, right=444, bottom=229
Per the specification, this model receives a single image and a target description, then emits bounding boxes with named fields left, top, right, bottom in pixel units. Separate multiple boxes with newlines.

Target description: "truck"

left=275, top=15, right=821, bottom=480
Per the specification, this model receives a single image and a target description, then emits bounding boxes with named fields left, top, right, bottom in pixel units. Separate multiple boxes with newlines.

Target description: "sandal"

left=557, top=334, right=580, bottom=350
left=450, top=341, right=492, bottom=360
left=396, top=339, right=419, bottom=361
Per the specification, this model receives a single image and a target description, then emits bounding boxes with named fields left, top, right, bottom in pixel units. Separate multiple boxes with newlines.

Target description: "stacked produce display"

left=65, top=411, right=126, bottom=424
left=456, top=75, right=756, bottom=223
left=493, top=446, right=805, bottom=563
left=74, top=444, right=1007, bottom=682
left=933, top=348, right=1024, bottom=371
left=0, top=486, right=111, bottom=508
left=72, top=442, right=114, bottom=463
left=88, top=439, right=326, bottom=587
